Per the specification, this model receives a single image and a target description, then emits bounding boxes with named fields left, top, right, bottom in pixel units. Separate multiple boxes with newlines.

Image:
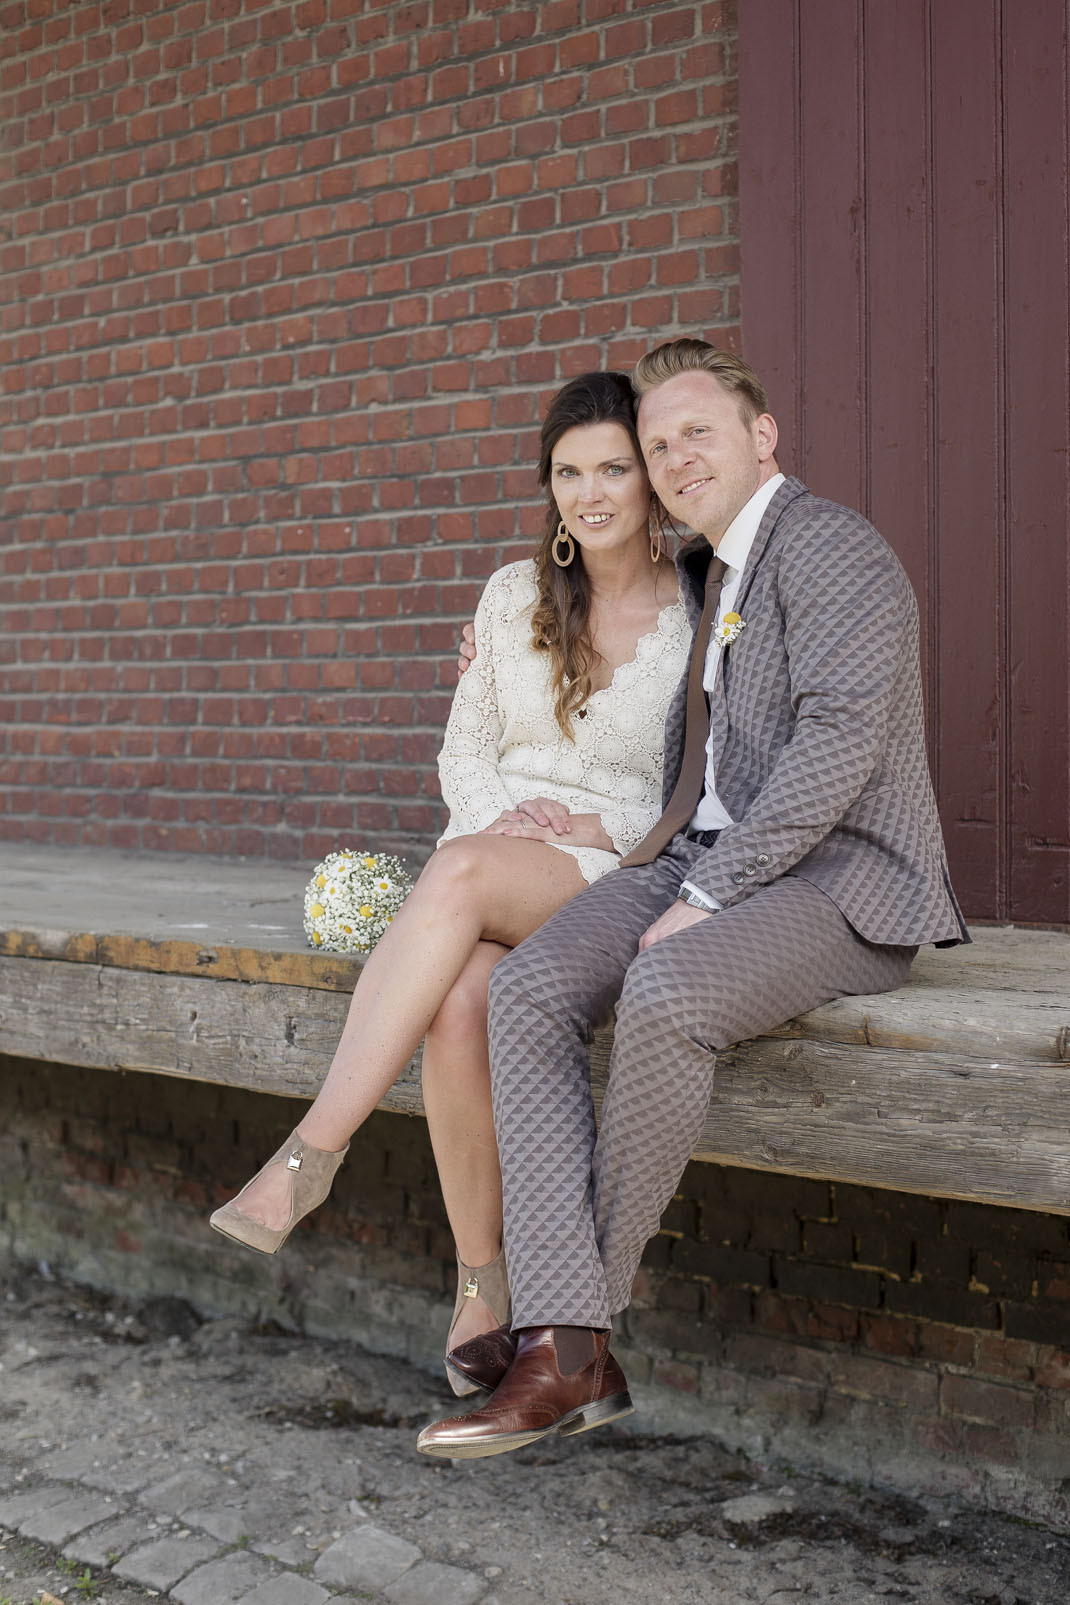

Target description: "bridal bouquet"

left=303, top=849, right=413, bottom=954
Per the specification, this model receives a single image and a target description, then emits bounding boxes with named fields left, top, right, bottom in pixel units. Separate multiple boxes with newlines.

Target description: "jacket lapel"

left=700, top=475, right=809, bottom=780
left=729, top=475, right=808, bottom=622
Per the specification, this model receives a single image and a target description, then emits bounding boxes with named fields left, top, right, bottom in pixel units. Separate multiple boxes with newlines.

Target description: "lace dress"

left=437, top=560, right=693, bottom=886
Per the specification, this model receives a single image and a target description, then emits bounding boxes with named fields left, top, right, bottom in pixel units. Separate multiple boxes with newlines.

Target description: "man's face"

left=637, top=371, right=778, bottom=546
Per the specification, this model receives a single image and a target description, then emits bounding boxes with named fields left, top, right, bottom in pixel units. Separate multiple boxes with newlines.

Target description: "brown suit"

left=488, top=477, right=967, bottom=1331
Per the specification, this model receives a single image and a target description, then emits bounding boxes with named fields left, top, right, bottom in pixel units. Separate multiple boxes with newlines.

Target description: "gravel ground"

left=1, top=1265, right=1067, bottom=1605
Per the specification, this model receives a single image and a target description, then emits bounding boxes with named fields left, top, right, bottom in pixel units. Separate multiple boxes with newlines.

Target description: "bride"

left=209, top=371, right=691, bottom=1392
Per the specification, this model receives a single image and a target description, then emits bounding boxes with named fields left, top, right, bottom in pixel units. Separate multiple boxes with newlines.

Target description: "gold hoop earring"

left=649, top=517, right=663, bottom=564
left=552, top=520, right=575, bottom=568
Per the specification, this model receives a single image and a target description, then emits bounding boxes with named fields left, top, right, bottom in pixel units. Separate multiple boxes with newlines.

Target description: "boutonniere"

left=715, top=611, right=746, bottom=646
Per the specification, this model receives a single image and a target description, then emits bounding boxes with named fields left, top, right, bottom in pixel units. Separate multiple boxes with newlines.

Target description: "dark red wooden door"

left=739, top=0, right=1070, bottom=925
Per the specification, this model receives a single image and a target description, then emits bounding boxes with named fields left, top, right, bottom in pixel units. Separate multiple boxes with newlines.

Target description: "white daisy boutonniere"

left=715, top=611, right=746, bottom=646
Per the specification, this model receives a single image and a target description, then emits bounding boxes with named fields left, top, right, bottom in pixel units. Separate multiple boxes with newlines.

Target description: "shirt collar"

left=715, top=472, right=785, bottom=573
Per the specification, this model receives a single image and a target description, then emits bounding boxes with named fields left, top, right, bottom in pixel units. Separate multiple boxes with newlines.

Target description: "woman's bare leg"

left=422, top=940, right=509, bottom=1348
left=224, top=836, right=586, bottom=1230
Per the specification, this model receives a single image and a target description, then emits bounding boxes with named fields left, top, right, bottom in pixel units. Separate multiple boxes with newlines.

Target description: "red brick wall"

left=0, top=0, right=738, bottom=861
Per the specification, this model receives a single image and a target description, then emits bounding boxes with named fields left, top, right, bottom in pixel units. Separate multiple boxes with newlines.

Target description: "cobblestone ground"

left=1, top=1266, right=1067, bottom=1605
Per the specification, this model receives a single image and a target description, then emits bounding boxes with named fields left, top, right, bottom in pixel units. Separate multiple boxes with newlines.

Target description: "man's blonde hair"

left=632, top=339, right=769, bottom=424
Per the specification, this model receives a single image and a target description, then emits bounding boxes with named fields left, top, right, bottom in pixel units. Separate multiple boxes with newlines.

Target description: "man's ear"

left=756, top=413, right=778, bottom=463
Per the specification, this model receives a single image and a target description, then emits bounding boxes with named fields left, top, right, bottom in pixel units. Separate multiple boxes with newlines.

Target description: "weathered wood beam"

left=4, top=926, right=1068, bottom=1060
left=3, top=954, right=1068, bottom=1216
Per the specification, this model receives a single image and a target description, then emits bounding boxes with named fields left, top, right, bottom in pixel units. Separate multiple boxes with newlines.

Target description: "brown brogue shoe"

left=445, top=1322, right=518, bottom=1395
left=417, top=1326, right=633, bottom=1460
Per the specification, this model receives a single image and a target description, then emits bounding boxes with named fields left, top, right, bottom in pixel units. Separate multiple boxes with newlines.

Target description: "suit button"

left=744, top=862, right=757, bottom=876
left=756, top=853, right=770, bottom=866
left=731, top=872, right=745, bottom=884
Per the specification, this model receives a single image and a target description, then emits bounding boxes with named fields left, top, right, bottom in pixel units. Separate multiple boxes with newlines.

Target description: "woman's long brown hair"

left=531, top=372, right=646, bottom=738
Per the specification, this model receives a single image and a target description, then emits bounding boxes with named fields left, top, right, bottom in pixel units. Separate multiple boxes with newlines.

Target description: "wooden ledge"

left=2, top=843, right=1069, bottom=1215
left=0, top=845, right=359, bottom=991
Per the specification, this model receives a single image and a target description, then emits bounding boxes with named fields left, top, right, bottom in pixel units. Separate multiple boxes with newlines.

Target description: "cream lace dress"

left=437, top=559, right=692, bottom=886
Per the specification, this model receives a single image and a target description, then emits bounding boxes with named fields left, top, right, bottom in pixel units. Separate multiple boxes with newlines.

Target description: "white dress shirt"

left=680, top=473, right=785, bottom=909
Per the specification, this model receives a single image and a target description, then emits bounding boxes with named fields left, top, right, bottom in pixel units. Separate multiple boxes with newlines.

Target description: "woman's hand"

left=480, top=799, right=572, bottom=837
left=493, top=811, right=615, bottom=852
left=456, top=622, right=476, bottom=679
left=512, top=797, right=573, bottom=834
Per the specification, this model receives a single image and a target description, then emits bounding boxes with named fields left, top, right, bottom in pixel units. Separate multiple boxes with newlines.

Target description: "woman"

left=209, top=372, right=691, bottom=1392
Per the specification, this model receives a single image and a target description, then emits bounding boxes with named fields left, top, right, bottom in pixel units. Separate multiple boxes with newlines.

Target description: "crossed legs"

left=215, top=832, right=585, bottom=1347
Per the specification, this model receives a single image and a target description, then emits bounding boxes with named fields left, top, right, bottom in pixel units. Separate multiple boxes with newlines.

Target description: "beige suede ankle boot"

left=445, top=1247, right=511, bottom=1396
left=209, top=1129, right=349, bottom=1255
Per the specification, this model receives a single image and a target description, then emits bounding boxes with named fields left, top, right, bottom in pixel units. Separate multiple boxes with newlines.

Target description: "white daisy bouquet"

left=303, top=849, right=413, bottom=953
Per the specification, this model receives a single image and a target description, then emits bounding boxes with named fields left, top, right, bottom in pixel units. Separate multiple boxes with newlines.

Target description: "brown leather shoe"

left=445, top=1323, right=517, bottom=1395
left=417, top=1326, right=633, bottom=1459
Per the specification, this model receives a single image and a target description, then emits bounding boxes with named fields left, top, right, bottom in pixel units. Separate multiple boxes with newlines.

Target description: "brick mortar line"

left=0, top=570, right=527, bottom=588
left=2, top=65, right=735, bottom=158
left=6, top=1, right=726, bottom=68
left=7, top=259, right=740, bottom=312
left=3, top=296, right=741, bottom=359
left=3, top=15, right=730, bottom=106
left=4, top=183, right=737, bottom=267
left=4, top=62, right=735, bottom=137
left=4, top=311, right=739, bottom=370
left=0, top=719, right=455, bottom=732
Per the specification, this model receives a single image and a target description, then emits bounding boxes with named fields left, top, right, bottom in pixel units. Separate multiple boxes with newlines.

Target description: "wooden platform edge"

left=0, top=926, right=361, bottom=993
left=4, top=926, right=1068, bottom=1061
left=3, top=953, right=1069, bottom=1218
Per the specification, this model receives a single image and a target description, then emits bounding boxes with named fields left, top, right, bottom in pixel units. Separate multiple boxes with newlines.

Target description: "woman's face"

left=550, top=421, right=651, bottom=557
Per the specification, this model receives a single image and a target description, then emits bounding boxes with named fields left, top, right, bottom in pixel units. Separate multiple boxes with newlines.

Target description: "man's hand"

left=456, top=621, right=476, bottom=679
left=638, top=900, right=712, bottom=950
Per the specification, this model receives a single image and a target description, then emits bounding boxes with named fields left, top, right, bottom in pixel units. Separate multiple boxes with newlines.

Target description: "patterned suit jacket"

left=655, top=476, right=968, bottom=947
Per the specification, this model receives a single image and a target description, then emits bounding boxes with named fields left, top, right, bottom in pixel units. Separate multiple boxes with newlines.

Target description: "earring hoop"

left=649, top=516, right=663, bottom=564
left=552, top=520, right=575, bottom=568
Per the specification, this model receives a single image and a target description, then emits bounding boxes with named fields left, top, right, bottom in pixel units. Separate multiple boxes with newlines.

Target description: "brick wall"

left=0, top=0, right=738, bottom=860
left=3, top=1054, right=1068, bottom=1529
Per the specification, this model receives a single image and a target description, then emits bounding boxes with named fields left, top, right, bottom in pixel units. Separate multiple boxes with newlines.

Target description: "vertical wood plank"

left=862, top=0, right=936, bottom=721
left=738, top=0, right=801, bottom=468
left=929, top=0, right=1005, bottom=918
left=795, top=0, right=865, bottom=510
left=1002, top=1, right=1070, bottom=923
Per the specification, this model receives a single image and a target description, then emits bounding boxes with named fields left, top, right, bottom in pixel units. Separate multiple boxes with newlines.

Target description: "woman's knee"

left=424, top=834, right=496, bottom=880
left=418, top=836, right=499, bottom=903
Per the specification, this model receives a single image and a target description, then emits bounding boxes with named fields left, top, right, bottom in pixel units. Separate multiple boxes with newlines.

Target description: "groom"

left=418, top=339, right=967, bottom=1459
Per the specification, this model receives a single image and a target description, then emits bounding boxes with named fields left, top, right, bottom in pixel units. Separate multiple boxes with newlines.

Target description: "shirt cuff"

left=680, top=880, right=721, bottom=911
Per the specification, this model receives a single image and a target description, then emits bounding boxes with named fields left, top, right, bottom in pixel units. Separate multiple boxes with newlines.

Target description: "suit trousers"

left=487, top=835, right=916, bottom=1331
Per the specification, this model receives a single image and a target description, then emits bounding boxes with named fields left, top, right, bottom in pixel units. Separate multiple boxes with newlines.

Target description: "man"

left=417, top=339, right=967, bottom=1459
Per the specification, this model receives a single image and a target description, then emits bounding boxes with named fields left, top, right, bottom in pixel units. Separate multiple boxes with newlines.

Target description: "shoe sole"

left=558, top=1392, right=635, bottom=1437
left=443, top=1359, right=487, bottom=1398
left=416, top=1392, right=635, bottom=1460
left=208, top=1214, right=285, bottom=1256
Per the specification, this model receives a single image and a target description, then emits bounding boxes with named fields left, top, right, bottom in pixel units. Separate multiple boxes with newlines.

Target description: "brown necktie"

left=621, top=553, right=727, bottom=867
